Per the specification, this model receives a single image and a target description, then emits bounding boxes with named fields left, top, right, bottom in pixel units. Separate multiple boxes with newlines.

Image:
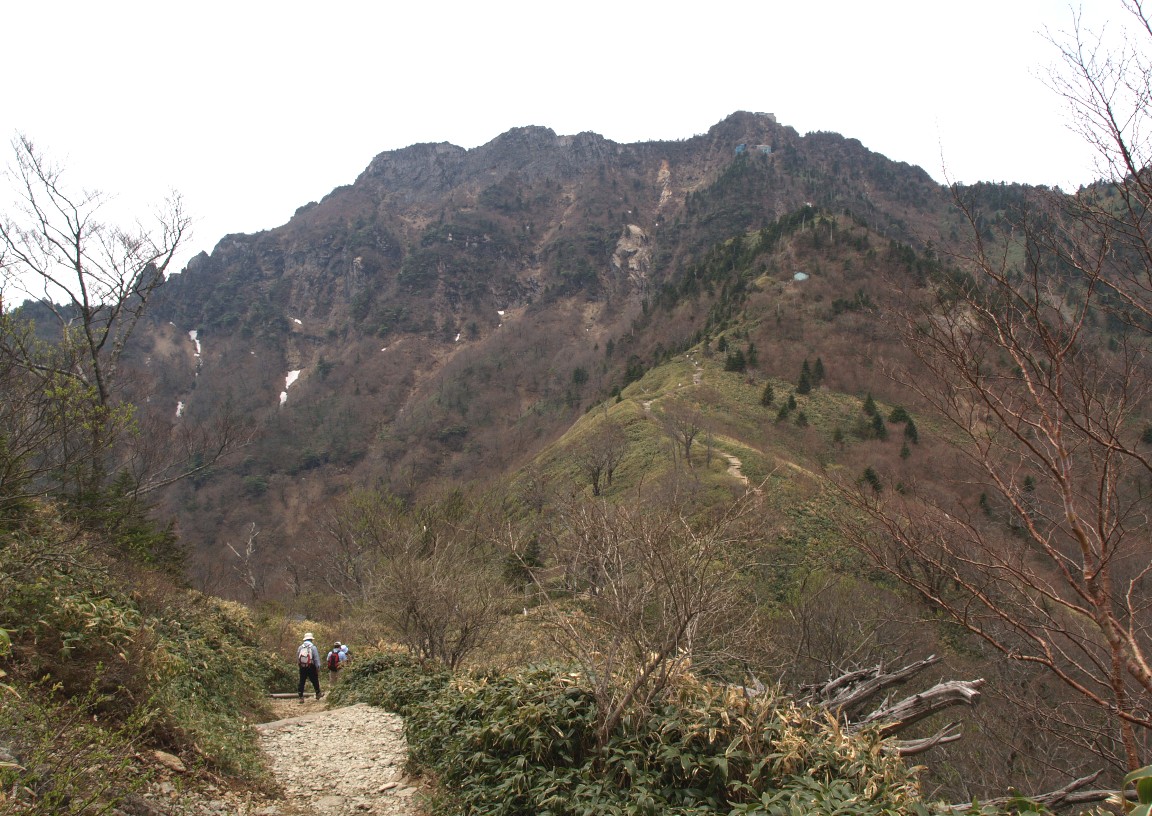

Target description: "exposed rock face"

left=612, top=224, right=652, bottom=292
left=360, top=142, right=468, bottom=203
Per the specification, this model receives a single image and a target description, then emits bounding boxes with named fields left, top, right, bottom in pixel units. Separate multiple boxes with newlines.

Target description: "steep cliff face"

left=157, top=111, right=935, bottom=338
left=141, top=111, right=953, bottom=568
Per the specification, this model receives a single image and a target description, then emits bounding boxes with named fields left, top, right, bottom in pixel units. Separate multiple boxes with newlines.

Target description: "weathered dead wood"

left=886, top=722, right=963, bottom=756
left=800, top=665, right=877, bottom=701
left=802, top=656, right=982, bottom=740
left=943, top=771, right=1115, bottom=813
left=855, top=678, right=985, bottom=735
left=803, top=655, right=944, bottom=714
left=804, top=661, right=1116, bottom=809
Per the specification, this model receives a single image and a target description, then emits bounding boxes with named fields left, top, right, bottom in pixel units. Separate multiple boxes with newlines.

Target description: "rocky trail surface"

left=129, top=699, right=422, bottom=816
left=253, top=700, right=420, bottom=815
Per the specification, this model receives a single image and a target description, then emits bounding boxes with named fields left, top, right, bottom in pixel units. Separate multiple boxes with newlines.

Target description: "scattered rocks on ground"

left=255, top=701, right=419, bottom=816
left=128, top=699, right=420, bottom=816
left=153, top=749, right=187, bottom=773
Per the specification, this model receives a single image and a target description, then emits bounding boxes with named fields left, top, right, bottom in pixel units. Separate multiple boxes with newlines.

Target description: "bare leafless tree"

left=373, top=491, right=509, bottom=668
left=377, top=539, right=505, bottom=670
left=316, top=489, right=410, bottom=605
left=659, top=398, right=706, bottom=467
left=0, top=137, right=244, bottom=509
left=533, top=491, right=767, bottom=743
left=225, top=522, right=266, bottom=601
left=573, top=417, right=628, bottom=496
left=128, top=402, right=252, bottom=496
left=516, top=462, right=556, bottom=516
left=839, top=1, right=1152, bottom=774
left=318, top=488, right=510, bottom=668
left=1, top=135, right=189, bottom=409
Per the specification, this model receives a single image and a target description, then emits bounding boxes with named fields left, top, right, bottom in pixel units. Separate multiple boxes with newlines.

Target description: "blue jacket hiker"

left=296, top=633, right=322, bottom=700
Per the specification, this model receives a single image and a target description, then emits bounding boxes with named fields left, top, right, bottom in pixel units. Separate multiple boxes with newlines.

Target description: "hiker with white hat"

left=296, top=632, right=322, bottom=700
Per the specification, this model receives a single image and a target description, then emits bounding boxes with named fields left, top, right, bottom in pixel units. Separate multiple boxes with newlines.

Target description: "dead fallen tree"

left=939, top=772, right=1119, bottom=813
left=799, top=654, right=981, bottom=756
left=801, top=656, right=1116, bottom=811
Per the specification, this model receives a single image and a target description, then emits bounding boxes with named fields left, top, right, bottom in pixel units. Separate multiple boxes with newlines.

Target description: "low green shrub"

left=406, top=665, right=596, bottom=815
left=405, top=664, right=936, bottom=816
left=0, top=679, right=148, bottom=815
left=327, top=651, right=452, bottom=716
left=0, top=517, right=277, bottom=789
left=0, top=529, right=139, bottom=686
left=139, top=593, right=277, bottom=780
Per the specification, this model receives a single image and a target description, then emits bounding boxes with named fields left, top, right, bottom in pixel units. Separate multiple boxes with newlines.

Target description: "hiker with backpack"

left=326, top=641, right=343, bottom=682
left=297, top=633, right=322, bottom=700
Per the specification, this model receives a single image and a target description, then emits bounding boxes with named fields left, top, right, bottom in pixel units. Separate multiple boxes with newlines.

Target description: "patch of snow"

left=497, top=310, right=505, bottom=316
left=189, top=330, right=201, bottom=356
left=381, top=347, right=388, bottom=352
left=455, top=333, right=461, bottom=342
left=176, top=401, right=184, bottom=418
left=793, top=271, right=810, bottom=281
left=279, top=369, right=302, bottom=407
left=293, top=318, right=302, bottom=325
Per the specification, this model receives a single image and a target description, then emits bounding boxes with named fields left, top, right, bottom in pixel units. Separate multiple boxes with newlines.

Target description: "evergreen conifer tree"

left=797, top=360, right=812, bottom=394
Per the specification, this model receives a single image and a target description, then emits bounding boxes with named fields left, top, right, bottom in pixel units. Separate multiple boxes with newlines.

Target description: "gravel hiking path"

left=126, top=700, right=422, bottom=816
left=251, top=700, right=421, bottom=815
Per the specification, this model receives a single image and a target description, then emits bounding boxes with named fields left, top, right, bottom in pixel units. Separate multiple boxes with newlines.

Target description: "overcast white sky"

left=0, top=1, right=1123, bottom=273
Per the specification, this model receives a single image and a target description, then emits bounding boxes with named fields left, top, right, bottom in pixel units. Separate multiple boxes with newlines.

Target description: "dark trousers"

left=298, top=664, right=320, bottom=697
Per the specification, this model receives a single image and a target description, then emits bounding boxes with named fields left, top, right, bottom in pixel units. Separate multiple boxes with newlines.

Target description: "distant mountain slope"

left=134, top=111, right=963, bottom=579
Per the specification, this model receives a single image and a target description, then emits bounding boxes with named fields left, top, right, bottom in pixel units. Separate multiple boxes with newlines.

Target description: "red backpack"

left=327, top=651, right=340, bottom=671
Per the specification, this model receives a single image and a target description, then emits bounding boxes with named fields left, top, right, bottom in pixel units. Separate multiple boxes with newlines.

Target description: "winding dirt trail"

left=720, top=452, right=751, bottom=487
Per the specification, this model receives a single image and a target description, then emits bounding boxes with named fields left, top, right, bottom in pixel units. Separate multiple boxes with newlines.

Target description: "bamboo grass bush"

left=404, top=663, right=950, bottom=816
